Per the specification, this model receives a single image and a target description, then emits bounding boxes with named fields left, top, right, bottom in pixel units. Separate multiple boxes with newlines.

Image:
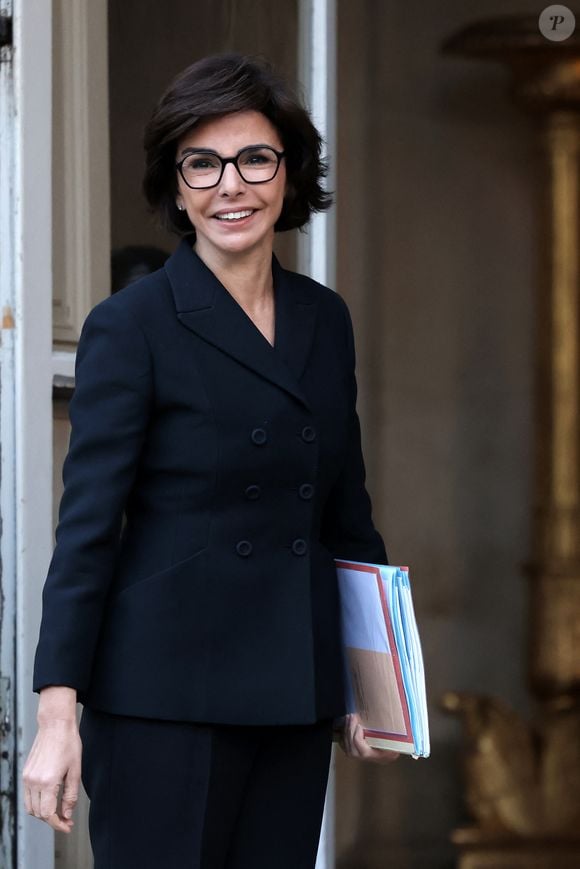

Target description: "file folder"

left=335, top=559, right=430, bottom=758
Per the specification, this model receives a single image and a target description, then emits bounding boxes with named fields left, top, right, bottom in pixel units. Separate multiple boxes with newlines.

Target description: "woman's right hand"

left=338, top=712, right=400, bottom=764
left=22, top=686, right=81, bottom=833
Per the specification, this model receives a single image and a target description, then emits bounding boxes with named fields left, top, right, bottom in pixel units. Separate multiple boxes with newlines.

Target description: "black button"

left=251, top=427, right=267, bottom=445
left=301, top=426, right=316, bottom=443
left=299, top=483, right=314, bottom=500
left=291, top=538, right=308, bottom=556
left=245, top=484, right=261, bottom=500
left=236, top=540, right=253, bottom=557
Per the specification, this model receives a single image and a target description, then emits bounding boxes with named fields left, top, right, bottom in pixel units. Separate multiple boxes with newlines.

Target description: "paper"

left=335, top=559, right=430, bottom=758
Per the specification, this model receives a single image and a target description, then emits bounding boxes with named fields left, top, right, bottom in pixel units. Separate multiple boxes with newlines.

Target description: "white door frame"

left=298, top=2, right=337, bottom=868
left=10, top=1, right=109, bottom=865
left=298, top=0, right=337, bottom=288
left=10, top=0, right=54, bottom=867
left=0, top=0, right=17, bottom=858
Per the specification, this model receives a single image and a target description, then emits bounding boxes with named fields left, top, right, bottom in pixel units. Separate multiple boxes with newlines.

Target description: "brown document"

left=346, top=647, right=407, bottom=735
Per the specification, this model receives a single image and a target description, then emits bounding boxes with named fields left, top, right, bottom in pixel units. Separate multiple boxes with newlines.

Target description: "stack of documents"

left=335, top=559, right=430, bottom=758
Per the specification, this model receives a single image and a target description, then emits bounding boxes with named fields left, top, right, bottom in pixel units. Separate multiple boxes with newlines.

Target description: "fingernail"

left=64, top=809, right=71, bottom=818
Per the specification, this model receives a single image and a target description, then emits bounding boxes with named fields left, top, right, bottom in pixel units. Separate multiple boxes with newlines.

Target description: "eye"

left=239, top=148, right=277, bottom=167
left=183, top=154, right=221, bottom=172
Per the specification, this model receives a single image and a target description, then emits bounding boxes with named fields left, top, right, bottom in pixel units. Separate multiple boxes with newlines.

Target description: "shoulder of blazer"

left=275, top=261, right=353, bottom=337
left=283, top=266, right=344, bottom=307
left=285, top=267, right=354, bottom=352
left=282, top=268, right=356, bottom=370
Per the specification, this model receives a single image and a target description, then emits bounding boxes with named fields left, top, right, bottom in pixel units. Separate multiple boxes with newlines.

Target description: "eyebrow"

left=178, top=142, right=278, bottom=158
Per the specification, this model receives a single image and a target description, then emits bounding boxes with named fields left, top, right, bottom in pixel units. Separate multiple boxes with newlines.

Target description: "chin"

left=214, top=239, right=258, bottom=256
left=210, top=231, right=273, bottom=257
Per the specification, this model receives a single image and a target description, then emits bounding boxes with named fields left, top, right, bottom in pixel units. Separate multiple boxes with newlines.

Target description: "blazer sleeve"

left=320, top=297, right=389, bottom=565
left=32, top=301, right=152, bottom=694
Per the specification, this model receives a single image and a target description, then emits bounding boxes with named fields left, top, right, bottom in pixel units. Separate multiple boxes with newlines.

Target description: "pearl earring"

left=177, top=203, right=185, bottom=211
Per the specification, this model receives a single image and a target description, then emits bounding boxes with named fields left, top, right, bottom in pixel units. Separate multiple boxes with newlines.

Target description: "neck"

left=194, top=237, right=275, bottom=306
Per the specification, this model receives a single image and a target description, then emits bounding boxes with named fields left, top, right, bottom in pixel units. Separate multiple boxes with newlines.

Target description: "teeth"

left=215, top=210, right=254, bottom=221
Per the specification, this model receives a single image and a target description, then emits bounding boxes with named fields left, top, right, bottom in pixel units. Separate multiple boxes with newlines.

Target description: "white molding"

left=298, top=3, right=337, bottom=869
left=0, top=0, right=17, bottom=863
left=52, top=0, right=110, bottom=343
left=298, top=0, right=337, bottom=289
left=12, top=0, right=55, bottom=866
left=52, top=350, right=76, bottom=382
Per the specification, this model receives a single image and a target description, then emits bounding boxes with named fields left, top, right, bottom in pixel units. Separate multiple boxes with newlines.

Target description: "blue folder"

left=335, top=559, right=430, bottom=758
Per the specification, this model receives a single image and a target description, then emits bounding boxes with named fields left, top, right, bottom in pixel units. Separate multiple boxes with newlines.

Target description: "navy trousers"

left=79, top=706, right=334, bottom=869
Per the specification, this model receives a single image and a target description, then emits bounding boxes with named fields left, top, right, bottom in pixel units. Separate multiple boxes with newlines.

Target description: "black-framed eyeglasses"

left=175, top=145, right=285, bottom=190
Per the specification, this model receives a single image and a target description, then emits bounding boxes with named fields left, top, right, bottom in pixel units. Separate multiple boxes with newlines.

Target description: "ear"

left=176, top=199, right=185, bottom=212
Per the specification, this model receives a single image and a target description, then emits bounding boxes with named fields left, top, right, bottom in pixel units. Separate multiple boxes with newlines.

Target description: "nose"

left=218, top=161, right=245, bottom=196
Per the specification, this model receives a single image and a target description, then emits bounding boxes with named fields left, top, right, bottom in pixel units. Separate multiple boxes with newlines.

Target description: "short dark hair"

left=143, top=53, right=332, bottom=236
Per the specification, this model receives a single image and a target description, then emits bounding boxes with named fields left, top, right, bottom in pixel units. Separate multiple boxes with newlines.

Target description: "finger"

left=352, top=724, right=371, bottom=757
left=31, top=788, right=44, bottom=819
left=45, top=812, right=74, bottom=834
left=61, top=769, right=80, bottom=820
left=353, top=726, right=401, bottom=763
left=343, top=722, right=362, bottom=758
left=349, top=715, right=366, bottom=755
left=23, top=785, right=33, bottom=816
left=343, top=731, right=358, bottom=757
left=352, top=724, right=368, bottom=757
left=61, top=795, right=78, bottom=820
left=353, top=724, right=389, bottom=759
left=39, top=783, right=60, bottom=821
left=342, top=716, right=355, bottom=756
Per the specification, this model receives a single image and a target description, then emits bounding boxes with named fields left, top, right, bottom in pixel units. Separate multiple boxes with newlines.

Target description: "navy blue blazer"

left=33, top=238, right=388, bottom=725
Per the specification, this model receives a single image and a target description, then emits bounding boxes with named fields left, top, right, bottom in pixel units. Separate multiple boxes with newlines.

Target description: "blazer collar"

left=165, top=238, right=317, bottom=411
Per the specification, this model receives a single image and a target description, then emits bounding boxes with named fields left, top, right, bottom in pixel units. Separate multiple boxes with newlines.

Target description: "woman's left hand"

left=338, top=713, right=400, bottom=764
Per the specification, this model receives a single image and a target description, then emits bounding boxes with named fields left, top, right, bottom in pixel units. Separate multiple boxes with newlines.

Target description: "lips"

left=214, top=209, right=256, bottom=221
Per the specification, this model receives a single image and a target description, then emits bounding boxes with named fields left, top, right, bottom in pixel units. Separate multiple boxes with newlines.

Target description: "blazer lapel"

left=165, top=239, right=317, bottom=411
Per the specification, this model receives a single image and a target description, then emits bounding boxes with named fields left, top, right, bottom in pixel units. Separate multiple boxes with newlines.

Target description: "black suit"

left=33, top=238, right=388, bottom=867
left=34, top=237, right=387, bottom=721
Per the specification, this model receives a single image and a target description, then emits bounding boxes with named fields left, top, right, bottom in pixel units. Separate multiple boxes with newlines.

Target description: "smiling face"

left=175, top=110, right=287, bottom=264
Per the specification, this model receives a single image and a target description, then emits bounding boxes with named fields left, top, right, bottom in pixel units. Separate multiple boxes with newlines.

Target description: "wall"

left=334, top=1, right=539, bottom=866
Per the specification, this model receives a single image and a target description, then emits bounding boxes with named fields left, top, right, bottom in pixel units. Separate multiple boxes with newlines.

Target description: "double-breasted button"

left=245, top=484, right=261, bottom=500
left=291, top=538, right=308, bottom=556
left=251, top=427, right=267, bottom=445
left=301, top=425, right=316, bottom=443
left=236, top=540, right=253, bottom=557
left=299, top=483, right=314, bottom=500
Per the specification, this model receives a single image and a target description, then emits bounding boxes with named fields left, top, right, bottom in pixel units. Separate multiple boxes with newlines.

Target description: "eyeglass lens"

left=179, top=146, right=280, bottom=188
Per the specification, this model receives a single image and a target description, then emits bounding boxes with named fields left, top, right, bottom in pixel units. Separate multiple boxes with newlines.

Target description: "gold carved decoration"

left=441, top=692, right=580, bottom=837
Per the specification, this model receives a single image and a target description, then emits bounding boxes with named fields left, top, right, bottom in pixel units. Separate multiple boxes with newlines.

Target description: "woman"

left=23, top=53, right=396, bottom=869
